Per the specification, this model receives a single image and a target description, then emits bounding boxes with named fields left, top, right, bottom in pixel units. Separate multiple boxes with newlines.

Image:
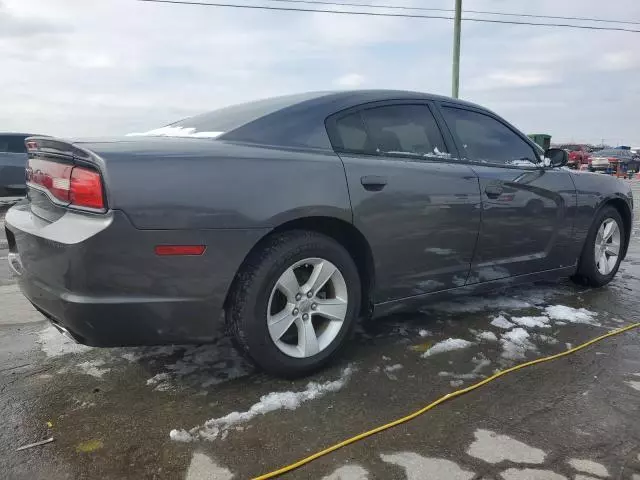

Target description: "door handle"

left=361, top=175, right=388, bottom=191
left=484, top=183, right=503, bottom=199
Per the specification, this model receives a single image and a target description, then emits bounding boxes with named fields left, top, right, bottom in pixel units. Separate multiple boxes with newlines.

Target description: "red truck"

left=561, top=144, right=591, bottom=168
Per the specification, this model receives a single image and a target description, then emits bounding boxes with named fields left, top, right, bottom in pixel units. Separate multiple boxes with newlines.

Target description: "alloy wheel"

left=594, top=217, right=621, bottom=275
left=266, top=257, right=348, bottom=358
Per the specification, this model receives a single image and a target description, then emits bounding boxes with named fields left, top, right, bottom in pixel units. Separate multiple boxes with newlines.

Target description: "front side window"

left=442, top=107, right=538, bottom=166
left=362, top=105, right=449, bottom=159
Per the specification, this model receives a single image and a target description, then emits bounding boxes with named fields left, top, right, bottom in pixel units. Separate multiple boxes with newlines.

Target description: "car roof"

left=0, top=132, right=44, bottom=137
left=293, top=89, right=486, bottom=112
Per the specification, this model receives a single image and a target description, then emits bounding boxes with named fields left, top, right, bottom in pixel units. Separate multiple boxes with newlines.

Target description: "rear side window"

left=441, top=107, right=538, bottom=166
left=332, top=112, right=371, bottom=153
left=0, top=136, right=27, bottom=153
left=362, top=105, right=448, bottom=158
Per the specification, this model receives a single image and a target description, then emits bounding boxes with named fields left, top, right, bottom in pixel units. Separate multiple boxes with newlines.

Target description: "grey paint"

left=4, top=90, right=633, bottom=347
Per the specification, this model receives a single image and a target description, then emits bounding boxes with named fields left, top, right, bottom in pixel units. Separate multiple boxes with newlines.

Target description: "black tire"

left=226, top=230, right=361, bottom=378
left=572, top=206, right=625, bottom=287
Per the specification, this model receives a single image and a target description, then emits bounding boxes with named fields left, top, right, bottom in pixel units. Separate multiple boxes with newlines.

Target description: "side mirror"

left=544, top=148, right=568, bottom=168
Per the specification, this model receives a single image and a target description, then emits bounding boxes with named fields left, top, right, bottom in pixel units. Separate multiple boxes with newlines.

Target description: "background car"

left=5, top=91, right=633, bottom=377
left=590, top=148, right=635, bottom=172
left=0, top=132, right=42, bottom=204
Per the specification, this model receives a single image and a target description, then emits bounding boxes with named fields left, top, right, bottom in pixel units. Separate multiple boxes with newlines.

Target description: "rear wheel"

left=227, top=230, right=361, bottom=377
left=572, top=206, right=625, bottom=287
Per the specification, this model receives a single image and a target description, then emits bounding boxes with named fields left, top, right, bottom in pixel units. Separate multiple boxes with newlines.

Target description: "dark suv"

left=0, top=133, right=40, bottom=203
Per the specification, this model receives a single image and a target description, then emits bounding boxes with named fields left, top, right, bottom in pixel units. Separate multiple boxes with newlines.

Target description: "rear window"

left=129, top=92, right=327, bottom=139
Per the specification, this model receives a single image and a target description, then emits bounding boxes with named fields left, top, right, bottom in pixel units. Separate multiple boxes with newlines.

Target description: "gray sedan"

left=4, top=90, right=633, bottom=376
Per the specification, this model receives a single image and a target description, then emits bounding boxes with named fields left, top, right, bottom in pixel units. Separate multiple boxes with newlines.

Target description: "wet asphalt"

left=1, top=181, right=639, bottom=480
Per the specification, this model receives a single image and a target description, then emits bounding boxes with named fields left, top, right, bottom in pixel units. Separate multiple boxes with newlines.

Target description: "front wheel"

left=572, top=206, right=625, bottom=287
left=226, top=230, right=361, bottom=377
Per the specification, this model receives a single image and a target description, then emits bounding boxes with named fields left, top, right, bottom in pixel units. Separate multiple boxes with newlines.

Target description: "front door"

left=326, top=102, right=482, bottom=303
left=438, top=104, right=576, bottom=282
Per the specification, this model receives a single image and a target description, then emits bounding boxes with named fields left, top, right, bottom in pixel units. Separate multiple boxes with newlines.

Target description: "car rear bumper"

left=5, top=203, right=268, bottom=346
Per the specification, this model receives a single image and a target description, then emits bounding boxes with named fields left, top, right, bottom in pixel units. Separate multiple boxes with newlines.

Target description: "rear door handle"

left=484, top=183, right=503, bottom=199
left=361, top=175, right=387, bottom=191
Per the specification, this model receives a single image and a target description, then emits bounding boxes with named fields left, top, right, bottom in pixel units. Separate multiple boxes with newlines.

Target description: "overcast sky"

left=1, top=0, right=639, bottom=146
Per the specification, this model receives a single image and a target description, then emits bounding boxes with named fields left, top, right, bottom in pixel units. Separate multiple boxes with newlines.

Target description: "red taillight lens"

left=70, top=167, right=104, bottom=209
left=27, top=158, right=105, bottom=210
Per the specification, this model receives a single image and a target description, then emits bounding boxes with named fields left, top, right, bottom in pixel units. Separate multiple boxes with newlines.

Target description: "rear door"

left=437, top=104, right=576, bottom=282
left=326, top=101, right=481, bottom=303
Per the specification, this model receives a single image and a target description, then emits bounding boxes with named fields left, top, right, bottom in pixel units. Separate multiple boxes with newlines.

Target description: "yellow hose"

left=253, top=322, right=640, bottom=480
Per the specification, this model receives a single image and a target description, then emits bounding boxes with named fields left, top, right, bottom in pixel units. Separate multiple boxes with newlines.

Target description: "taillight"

left=70, top=167, right=104, bottom=209
left=26, top=158, right=105, bottom=210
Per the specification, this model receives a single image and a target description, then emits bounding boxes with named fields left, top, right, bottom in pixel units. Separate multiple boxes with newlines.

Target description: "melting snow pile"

left=475, top=331, right=498, bottom=342
left=510, top=316, right=551, bottom=329
left=37, top=326, right=92, bottom=357
left=490, top=315, right=515, bottom=330
left=544, top=305, right=599, bottom=325
left=76, top=360, right=110, bottom=378
left=384, top=364, right=403, bottom=373
left=170, top=366, right=354, bottom=442
left=439, top=354, right=492, bottom=382
left=422, top=339, right=474, bottom=357
left=500, top=328, right=536, bottom=360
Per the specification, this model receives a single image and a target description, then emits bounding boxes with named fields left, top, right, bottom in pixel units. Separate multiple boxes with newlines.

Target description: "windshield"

left=127, top=92, right=326, bottom=138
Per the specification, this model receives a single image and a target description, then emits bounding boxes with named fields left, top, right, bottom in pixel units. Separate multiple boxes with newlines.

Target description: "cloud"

left=598, top=51, right=639, bottom=71
left=334, top=73, right=365, bottom=88
left=468, top=70, right=557, bottom=91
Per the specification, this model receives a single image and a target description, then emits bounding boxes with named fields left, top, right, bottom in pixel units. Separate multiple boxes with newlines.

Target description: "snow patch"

left=185, top=452, right=233, bottom=480
left=120, top=352, right=140, bottom=362
left=536, top=334, right=559, bottom=345
left=500, top=328, right=536, bottom=360
left=321, top=465, right=369, bottom=480
left=567, top=459, right=608, bottom=477
left=500, top=468, right=566, bottom=480
left=147, top=372, right=172, bottom=391
left=127, top=126, right=224, bottom=138
left=171, top=366, right=354, bottom=441
left=37, top=326, right=92, bottom=358
left=450, top=380, right=464, bottom=387
left=380, top=452, right=474, bottom=480
left=76, top=360, right=110, bottom=378
left=626, top=380, right=640, bottom=392
left=422, top=339, right=474, bottom=357
left=544, top=305, right=599, bottom=325
left=384, top=364, right=403, bottom=373
left=467, top=429, right=546, bottom=464
left=511, top=316, right=551, bottom=329
left=491, top=315, right=515, bottom=330
left=475, top=331, right=498, bottom=342
left=418, top=329, right=432, bottom=337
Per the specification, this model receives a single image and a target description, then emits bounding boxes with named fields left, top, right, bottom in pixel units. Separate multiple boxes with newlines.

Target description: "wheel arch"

left=602, top=196, right=632, bottom=260
left=223, top=216, right=376, bottom=319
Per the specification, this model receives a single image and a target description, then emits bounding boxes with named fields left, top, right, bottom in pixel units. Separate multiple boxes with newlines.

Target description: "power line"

left=264, top=0, right=640, bottom=26
left=137, top=0, right=640, bottom=33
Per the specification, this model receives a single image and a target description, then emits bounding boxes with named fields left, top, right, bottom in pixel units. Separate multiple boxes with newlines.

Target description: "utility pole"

left=452, top=0, right=462, bottom=98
